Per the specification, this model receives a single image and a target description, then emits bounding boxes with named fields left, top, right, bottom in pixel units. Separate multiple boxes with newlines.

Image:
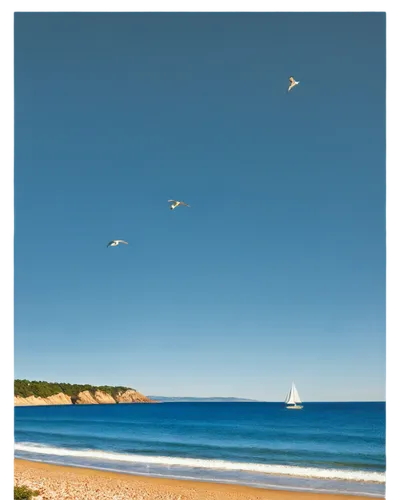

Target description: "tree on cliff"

left=14, top=379, right=132, bottom=399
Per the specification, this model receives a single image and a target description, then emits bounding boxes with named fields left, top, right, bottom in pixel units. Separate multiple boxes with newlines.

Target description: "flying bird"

left=107, top=240, right=128, bottom=247
left=288, top=76, right=300, bottom=92
left=168, top=200, right=190, bottom=210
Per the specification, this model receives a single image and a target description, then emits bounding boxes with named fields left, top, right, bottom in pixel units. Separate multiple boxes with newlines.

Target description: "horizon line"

left=148, top=396, right=386, bottom=403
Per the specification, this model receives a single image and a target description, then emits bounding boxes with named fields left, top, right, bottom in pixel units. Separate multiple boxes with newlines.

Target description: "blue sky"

left=14, top=13, right=385, bottom=401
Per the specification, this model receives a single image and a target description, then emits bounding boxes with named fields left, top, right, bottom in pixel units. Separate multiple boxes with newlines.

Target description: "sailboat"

left=285, top=382, right=303, bottom=410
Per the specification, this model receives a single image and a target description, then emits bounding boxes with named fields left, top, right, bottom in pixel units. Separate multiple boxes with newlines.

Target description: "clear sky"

left=14, top=12, right=385, bottom=401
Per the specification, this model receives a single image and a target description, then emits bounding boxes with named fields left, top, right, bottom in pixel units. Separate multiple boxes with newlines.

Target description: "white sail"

left=285, top=383, right=296, bottom=404
left=284, top=387, right=292, bottom=404
left=285, top=383, right=301, bottom=405
left=292, top=384, right=301, bottom=403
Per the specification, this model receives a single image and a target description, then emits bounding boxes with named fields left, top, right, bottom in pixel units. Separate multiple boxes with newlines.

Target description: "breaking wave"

left=15, top=442, right=385, bottom=484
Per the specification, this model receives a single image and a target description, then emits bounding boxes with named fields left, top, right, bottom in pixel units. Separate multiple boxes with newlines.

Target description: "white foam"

left=14, top=443, right=385, bottom=484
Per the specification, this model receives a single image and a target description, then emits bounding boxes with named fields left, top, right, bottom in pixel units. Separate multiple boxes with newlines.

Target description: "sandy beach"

left=14, top=459, right=375, bottom=500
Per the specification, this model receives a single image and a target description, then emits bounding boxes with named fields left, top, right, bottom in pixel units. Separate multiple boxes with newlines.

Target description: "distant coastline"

left=147, top=396, right=259, bottom=402
left=14, top=379, right=155, bottom=406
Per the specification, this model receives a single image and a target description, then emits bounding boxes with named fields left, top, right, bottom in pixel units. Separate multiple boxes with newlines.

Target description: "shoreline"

left=15, top=459, right=378, bottom=500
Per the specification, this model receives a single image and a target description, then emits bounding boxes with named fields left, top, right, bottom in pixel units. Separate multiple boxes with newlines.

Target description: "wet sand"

left=15, top=459, right=374, bottom=500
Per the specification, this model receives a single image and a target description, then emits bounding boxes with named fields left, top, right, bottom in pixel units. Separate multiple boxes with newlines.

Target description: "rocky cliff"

left=14, top=393, right=73, bottom=406
left=115, top=389, right=152, bottom=403
left=14, top=381, right=155, bottom=407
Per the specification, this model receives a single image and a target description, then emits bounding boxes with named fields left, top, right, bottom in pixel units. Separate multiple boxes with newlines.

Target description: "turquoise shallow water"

left=14, top=402, right=385, bottom=497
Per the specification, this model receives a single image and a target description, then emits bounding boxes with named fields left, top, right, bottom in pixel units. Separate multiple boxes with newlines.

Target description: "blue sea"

left=14, top=402, right=385, bottom=497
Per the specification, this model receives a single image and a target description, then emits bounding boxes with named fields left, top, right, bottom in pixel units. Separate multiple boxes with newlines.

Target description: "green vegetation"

left=14, top=485, right=40, bottom=500
left=14, top=379, right=133, bottom=399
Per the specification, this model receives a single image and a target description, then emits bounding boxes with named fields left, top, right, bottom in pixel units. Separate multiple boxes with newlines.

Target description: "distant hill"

left=148, top=396, right=259, bottom=402
left=14, top=379, right=154, bottom=406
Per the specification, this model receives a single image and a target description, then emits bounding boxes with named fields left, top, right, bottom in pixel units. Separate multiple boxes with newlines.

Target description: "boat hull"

left=286, top=405, right=303, bottom=410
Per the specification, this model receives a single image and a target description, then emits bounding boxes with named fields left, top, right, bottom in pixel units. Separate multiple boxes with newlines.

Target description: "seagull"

left=107, top=240, right=128, bottom=247
left=168, top=200, right=190, bottom=211
left=288, top=76, right=300, bottom=92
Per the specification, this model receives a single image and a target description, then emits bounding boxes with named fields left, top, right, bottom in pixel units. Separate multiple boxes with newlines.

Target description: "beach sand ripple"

left=14, top=460, right=374, bottom=500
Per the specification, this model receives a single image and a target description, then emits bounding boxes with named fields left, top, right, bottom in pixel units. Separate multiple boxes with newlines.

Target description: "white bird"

left=107, top=240, right=128, bottom=247
left=288, top=76, right=300, bottom=92
left=168, top=200, right=190, bottom=210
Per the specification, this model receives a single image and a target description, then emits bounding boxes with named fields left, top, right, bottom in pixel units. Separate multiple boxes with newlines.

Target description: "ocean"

left=14, top=402, right=385, bottom=497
